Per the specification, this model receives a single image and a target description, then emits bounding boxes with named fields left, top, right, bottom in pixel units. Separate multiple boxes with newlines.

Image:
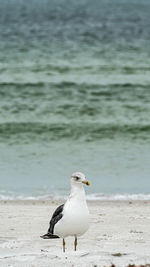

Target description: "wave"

left=0, top=81, right=150, bottom=89
left=86, top=193, right=150, bottom=201
left=1, top=64, right=149, bottom=75
left=0, top=122, right=150, bottom=142
left=0, top=81, right=150, bottom=106
left=1, top=192, right=150, bottom=201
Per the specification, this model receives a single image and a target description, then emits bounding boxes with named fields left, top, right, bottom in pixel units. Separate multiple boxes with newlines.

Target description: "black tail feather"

left=40, top=233, right=60, bottom=239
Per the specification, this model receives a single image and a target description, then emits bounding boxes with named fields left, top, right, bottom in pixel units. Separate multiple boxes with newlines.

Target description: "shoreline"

left=0, top=200, right=150, bottom=266
left=1, top=192, right=150, bottom=203
left=0, top=199, right=150, bottom=204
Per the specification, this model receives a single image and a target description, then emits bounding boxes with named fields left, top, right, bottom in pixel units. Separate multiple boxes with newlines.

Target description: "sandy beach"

left=0, top=200, right=150, bottom=267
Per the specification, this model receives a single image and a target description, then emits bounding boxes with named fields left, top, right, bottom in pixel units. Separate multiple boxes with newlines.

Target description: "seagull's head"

left=71, top=172, right=90, bottom=187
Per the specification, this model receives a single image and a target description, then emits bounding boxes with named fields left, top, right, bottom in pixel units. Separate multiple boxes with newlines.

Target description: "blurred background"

left=0, top=0, right=150, bottom=200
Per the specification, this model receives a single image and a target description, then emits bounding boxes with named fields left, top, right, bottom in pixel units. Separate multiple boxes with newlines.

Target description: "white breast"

left=54, top=196, right=89, bottom=238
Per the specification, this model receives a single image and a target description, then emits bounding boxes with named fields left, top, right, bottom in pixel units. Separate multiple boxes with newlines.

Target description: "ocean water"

left=0, top=0, right=150, bottom=200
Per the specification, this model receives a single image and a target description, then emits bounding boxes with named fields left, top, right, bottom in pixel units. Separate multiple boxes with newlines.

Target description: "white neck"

left=69, top=181, right=86, bottom=202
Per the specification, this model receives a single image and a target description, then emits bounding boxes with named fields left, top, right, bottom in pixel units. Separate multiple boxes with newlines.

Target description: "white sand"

left=0, top=200, right=150, bottom=267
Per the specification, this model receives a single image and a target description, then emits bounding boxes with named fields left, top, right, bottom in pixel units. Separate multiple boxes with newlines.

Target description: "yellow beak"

left=82, top=180, right=90, bottom=186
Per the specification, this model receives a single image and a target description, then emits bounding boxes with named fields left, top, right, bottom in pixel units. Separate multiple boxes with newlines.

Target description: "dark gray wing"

left=48, top=204, right=64, bottom=234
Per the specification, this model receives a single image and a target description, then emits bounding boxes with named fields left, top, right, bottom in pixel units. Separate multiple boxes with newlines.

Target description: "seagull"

left=41, top=172, right=90, bottom=252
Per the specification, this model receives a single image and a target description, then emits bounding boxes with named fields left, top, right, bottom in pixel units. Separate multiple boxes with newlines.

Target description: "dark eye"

left=75, top=176, right=80, bottom=181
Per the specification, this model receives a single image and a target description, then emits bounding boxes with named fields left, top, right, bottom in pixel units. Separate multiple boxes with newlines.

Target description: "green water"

left=0, top=0, right=150, bottom=199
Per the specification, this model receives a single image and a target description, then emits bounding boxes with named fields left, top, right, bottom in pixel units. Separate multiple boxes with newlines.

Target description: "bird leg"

left=63, top=238, right=65, bottom=252
left=74, top=236, right=77, bottom=251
